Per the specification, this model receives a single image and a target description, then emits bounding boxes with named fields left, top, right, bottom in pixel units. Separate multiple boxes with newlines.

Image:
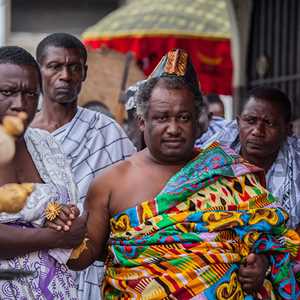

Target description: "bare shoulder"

left=94, top=153, right=139, bottom=184
left=89, top=153, right=140, bottom=193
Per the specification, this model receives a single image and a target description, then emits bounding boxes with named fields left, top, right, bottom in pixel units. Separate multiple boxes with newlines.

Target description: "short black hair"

left=36, top=32, right=87, bottom=64
left=136, top=77, right=203, bottom=118
left=245, top=86, right=292, bottom=123
left=0, top=46, right=41, bottom=86
left=206, top=93, right=223, bottom=104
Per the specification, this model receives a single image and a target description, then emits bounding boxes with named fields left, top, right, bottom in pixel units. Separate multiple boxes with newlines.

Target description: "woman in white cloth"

left=0, top=46, right=86, bottom=299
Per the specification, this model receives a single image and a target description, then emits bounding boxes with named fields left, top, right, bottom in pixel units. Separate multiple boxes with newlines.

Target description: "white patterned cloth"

left=52, top=107, right=136, bottom=300
left=0, top=128, right=78, bottom=300
left=197, top=120, right=300, bottom=228
left=195, top=116, right=231, bottom=147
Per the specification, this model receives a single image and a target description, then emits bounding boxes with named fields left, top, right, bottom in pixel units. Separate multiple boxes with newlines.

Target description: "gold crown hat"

left=149, top=49, right=202, bottom=100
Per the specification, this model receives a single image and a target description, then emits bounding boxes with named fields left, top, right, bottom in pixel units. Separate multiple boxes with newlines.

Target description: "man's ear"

left=137, top=115, right=145, bottom=132
left=82, top=65, right=88, bottom=81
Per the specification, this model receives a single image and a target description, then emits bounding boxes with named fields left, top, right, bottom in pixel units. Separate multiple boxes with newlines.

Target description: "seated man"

left=55, top=49, right=300, bottom=299
left=0, top=46, right=86, bottom=299
left=198, top=87, right=300, bottom=229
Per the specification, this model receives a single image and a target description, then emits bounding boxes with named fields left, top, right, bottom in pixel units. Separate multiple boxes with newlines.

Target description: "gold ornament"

left=70, top=238, right=89, bottom=260
left=45, top=202, right=62, bottom=221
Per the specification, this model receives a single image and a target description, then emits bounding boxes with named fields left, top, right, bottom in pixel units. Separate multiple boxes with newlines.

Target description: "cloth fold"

left=0, top=128, right=78, bottom=300
left=103, top=143, right=300, bottom=299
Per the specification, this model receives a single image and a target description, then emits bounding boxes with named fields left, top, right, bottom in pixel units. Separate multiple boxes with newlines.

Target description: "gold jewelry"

left=45, top=201, right=62, bottom=221
left=70, top=238, right=89, bottom=260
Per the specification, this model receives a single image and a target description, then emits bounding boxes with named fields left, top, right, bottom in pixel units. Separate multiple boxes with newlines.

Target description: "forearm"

left=0, top=224, right=59, bottom=259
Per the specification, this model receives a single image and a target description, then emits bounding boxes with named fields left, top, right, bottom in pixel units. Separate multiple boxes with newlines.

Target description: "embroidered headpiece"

left=149, top=48, right=201, bottom=97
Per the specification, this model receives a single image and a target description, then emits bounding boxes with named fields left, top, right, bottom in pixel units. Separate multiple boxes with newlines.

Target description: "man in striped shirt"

left=32, top=32, right=135, bottom=300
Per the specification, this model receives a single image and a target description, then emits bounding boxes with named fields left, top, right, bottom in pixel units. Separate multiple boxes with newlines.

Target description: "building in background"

left=8, top=0, right=123, bottom=53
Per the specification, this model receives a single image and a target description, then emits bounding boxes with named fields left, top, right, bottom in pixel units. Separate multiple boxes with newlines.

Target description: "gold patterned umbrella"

left=82, top=0, right=232, bottom=95
left=82, top=0, right=230, bottom=40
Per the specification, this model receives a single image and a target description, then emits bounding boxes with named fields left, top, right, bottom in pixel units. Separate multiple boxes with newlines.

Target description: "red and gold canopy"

left=82, top=0, right=233, bottom=95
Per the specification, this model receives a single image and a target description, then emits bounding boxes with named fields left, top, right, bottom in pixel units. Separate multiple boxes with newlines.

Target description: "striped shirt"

left=52, top=106, right=136, bottom=300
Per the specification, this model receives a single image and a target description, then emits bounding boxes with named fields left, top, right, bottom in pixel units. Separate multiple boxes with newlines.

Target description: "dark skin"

left=0, top=64, right=41, bottom=186
left=31, top=46, right=87, bottom=133
left=237, top=97, right=290, bottom=293
left=238, top=253, right=269, bottom=295
left=238, top=97, right=290, bottom=173
left=0, top=63, right=86, bottom=259
left=50, top=83, right=269, bottom=294
left=66, top=83, right=200, bottom=269
left=208, top=102, right=224, bottom=118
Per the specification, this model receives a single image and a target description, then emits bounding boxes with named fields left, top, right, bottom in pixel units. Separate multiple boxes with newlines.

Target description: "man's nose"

left=252, top=122, right=265, bottom=136
left=59, top=66, right=71, bottom=81
left=10, top=93, right=24, bottom=112
left=166, top=119, right=180, bottom=135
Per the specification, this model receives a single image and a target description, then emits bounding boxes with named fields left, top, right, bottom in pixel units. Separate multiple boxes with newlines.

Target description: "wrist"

left=41, top=227, right=62, bottom=249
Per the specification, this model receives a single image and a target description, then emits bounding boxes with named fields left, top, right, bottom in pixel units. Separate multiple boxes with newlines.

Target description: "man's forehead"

left=243, top=97, right=280, bottom=114
left=151, top=83, right=193, bottom=98
left=241, top=106, right=284, bottom=124
left=0, top=63, right=38, bottom=78
left=42, top=46, right=83, bottom=63
left=148, top=92, right=195, bottom=113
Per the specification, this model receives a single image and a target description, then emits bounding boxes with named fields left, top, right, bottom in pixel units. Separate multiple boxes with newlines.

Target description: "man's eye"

left=26, top=91, right=38, bottom=97
left=155, top=116, right=167, bottom=122
left=69, top=64, right=82, bottom=73
left=48, top=64, right=61, bottom=71
left=178, top=114, right=191, bottom=122
left=243, top=117, right=256, bottom=125
left=265, top=120, right=276, bottom=127
left=158, top=116, right=167, bottom=121
left=0, top=90, right=13, bottom=96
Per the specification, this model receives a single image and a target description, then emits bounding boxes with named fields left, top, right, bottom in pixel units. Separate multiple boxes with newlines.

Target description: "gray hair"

left=136, top=77, right=203, bottom=118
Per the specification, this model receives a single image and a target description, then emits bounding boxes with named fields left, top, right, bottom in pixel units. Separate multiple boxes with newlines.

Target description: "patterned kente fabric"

left=103, top=142, right=300, bottom=299
left=196, top=120, right=300, bottom=229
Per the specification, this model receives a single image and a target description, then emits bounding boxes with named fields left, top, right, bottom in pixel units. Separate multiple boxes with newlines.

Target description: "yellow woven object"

left=45, top=202, right=62, bottom=221
left=0, top=183, right=34, bottom=213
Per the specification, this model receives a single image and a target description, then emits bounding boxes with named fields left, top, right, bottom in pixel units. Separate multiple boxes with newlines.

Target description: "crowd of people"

left=1, top=32, right=300, bottom=299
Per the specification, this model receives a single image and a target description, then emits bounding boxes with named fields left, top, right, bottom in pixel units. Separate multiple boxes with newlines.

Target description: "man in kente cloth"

left=56, top=49, right=300, bottom=299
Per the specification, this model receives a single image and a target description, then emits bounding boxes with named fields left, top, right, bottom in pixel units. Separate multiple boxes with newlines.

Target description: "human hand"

left=55, top=211, right=88, bottom=249
left=238, top=253, right=269, bottom=295
left=46, top=204, right=80, bottom=231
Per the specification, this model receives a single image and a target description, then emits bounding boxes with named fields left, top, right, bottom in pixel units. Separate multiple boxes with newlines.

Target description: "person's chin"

left=54, top=95, right=76, bottom=104
left=161, top=147, right=189, bottom=161
left=245, top=146, right=266, bottom=157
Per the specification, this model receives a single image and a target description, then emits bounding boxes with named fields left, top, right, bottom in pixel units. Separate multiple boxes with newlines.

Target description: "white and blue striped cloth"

left=52, top=106, right=136, bottom=300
